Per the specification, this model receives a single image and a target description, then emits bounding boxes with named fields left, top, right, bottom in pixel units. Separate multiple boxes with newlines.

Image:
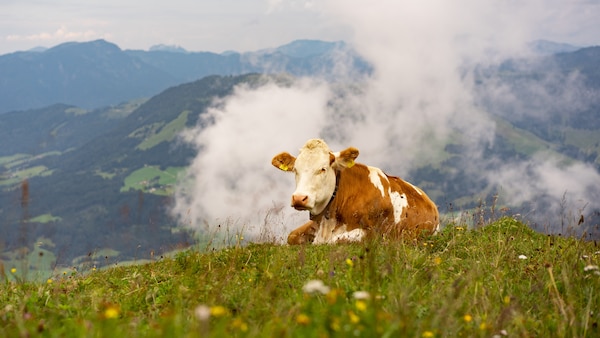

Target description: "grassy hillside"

left=1, top=217, right=598, bottom=337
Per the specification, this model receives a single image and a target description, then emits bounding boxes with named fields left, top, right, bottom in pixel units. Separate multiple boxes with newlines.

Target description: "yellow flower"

left=479, top=322, right=488, bottom=330
left=503, top=295, right=511, bottom=305
left=330, top=317, right=341, bottom=331
left=10, top=268, right=16, bottom=274
left=296, top=313, right=310, bottom=325
left=422, top=330, right=434, bottom=337
left=231, top=317, right=248, bottom=332
left=46, top=278, right=53, bottom=284
left=355, top=300, right=367, bottom=312
left=346, top=258, right=354, bottom=267
left=210, top=305, right=228, bottom=317
left=348, top=311, right=360, bottom=324
left=463, top=314, right=472, bottom=323
left=433, top=256, right=442, bottom=265
left=326, top=289, right=341, bottom=304
left=104, top=305, right=120, bottom=319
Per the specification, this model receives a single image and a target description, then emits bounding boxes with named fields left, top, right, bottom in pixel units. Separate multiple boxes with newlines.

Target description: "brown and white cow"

left=272, top=138, right=439, bottom=245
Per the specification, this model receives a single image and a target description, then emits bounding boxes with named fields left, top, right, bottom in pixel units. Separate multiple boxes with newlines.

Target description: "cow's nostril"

left=291, top=194, right=309, bottom=209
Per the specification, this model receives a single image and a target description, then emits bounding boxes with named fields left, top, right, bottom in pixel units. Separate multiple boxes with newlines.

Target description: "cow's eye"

left=319, top=167, right=327, bottom=174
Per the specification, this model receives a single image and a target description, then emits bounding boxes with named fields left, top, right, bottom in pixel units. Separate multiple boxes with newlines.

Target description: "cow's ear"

left=272, top=152, right=296, bottom=172
left=333, top=147, right=359, bottom=169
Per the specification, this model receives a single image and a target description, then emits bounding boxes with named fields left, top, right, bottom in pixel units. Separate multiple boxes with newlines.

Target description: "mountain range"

left=0, top=39, right=599, bottom=278
left=0, top=39, right=368, bottom=114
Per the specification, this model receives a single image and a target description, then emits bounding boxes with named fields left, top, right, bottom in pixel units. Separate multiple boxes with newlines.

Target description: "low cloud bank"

left=171, top=1, right=600, bottom=240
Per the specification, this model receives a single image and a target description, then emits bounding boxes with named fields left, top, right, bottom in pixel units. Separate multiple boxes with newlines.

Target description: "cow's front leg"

left=287, top=220, right=318, bottom=245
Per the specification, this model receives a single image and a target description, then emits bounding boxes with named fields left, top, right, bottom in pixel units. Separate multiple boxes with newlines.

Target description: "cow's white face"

left=291, top=145, right=337, bottom=214
left=272, top=139, right=359, bottom=216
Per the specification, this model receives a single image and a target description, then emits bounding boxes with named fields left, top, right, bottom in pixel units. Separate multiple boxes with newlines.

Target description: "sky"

left=2, top=0, right=600, bottom=55
left=166, top=0, right=600, bottom=241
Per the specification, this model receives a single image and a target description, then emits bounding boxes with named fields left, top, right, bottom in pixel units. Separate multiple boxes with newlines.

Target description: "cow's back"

left=319, top=163, right=438, bottom=240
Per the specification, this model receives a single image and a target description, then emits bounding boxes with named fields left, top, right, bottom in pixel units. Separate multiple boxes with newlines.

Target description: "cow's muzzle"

left=291, top=194, right=309, bottom=210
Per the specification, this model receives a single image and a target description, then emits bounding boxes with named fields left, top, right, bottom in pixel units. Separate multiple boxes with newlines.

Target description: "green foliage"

left=28, top=214, right=62, bottom=223
left=0, top=165, right=53, bottom=186
left=120, top=166, right=184, bottom=195
left=1, top=218, right=599, bottom=337
left=135, top=110, right=190, bottom=150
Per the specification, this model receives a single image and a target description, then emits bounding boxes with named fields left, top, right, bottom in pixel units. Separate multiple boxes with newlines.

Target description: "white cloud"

left=6, top=25, right=109, bottom=42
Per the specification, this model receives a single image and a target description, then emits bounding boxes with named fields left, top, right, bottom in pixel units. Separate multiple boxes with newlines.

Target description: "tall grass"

left=1, top=217, right=599, bottom=337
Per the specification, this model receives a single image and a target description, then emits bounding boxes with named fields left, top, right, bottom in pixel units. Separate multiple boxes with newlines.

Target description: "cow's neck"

left=310, top=171, right=340, bottom=221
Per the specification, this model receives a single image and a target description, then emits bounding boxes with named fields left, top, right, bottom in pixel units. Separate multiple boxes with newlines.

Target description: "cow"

left=271, top=138, right=439, bottom=245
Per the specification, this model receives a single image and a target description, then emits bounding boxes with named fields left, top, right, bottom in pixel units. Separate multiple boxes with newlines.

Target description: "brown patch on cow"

left=388, top=176, right=439, bottom=239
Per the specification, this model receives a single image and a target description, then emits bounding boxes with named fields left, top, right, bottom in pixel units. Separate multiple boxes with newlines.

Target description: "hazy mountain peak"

left=149, top=44, right=188, bottom=53
left=528, top=39, right=581, bottom=55
left=258, top=39, right=346, bottom=58
left=46, top=39, right=122, bottom=55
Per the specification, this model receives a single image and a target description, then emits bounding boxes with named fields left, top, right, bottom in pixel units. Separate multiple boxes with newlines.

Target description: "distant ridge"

left=0, top=39, right=178, bottom=113
left=528, top=39, right=581, bottom=55
left=0, top=39, right=368, bottom=113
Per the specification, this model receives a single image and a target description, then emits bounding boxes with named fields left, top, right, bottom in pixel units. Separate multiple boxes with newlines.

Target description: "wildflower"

left=194, top=305, right=211, bottom=321
left=103, top=304, right=120, bottom=319
left=455, top=226, right=465, bottom=231
left=46, top=278, right=53, bottom=284
left=231, top=317, right=248, bottom=332
left=463, top=314, right=472, bottom=323
left=210, top=305, right=228, bottom=317
left=346, top=258, right=354, bottom=267
left=353, top=291, right=371, bottom=300
left=355, top=300, right=367, bottom=312
left=92, top=266, right=97, bottom=272
left=518, top=255, right=527, bottom=260
left=10, top=268, right=16, bottom=274
left=479, top=322, right=488, bottom=331
left=503, top=296, right=511, bottom=305
left=584, top=265, right=599, bottom=272
left=330, top=316, right=341, bottom=331
left=422, top=331, right=434, bottom=337
left=296, top=313, right=310, bottom=325
left=433, top=256, right=442, bottom=265
left=348, top=311, right=360, bottom=324
left=326, top=289, right=342, bottom=304
left=302, top=279, right=330, bottom=295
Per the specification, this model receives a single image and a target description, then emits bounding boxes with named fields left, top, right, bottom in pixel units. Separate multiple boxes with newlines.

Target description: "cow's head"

left=272, top=139, right=359, bottom=215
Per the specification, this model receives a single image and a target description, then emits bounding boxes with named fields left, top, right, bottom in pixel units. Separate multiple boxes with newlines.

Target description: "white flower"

left=302, top=279, right=330, bottom=295
left=584, top=265, right=599, bottom=272
left=518, top=255, right=527, bottom=260
left=194, top=304, right=211, bottom=321
left=353, top=291, right=371, bottom=300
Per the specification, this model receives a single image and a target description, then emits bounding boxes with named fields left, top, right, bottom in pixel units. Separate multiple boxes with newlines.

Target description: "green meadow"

left=120, top=166, right=184, bottom=195
left=1, top=217, right=599, bottom=337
